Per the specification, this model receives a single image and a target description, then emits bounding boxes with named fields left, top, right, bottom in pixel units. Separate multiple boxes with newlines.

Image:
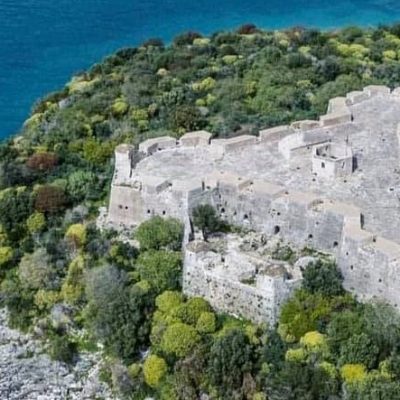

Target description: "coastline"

left=3, top=0, right=400, bottom=139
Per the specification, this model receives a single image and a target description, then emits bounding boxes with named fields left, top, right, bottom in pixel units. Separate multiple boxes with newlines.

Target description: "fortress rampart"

left=105, top=85, right=400, bottom=323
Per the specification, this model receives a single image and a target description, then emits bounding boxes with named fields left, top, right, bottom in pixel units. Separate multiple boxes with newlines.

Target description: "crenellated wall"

left=105, top=84, right=400, bottom=321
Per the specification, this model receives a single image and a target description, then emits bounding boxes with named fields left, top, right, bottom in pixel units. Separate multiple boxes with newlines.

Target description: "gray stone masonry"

left=183, top=233, right=303, bottom=325
left=104, top=85, right=400, bottom=323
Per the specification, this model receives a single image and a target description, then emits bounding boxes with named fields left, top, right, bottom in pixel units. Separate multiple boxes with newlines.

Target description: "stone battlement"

left=105, top=85, right=400, bottom=323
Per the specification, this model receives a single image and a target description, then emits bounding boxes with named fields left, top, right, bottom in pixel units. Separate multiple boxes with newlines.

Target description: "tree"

left=161, top=322, right=200, bottom=358
left=143, top=354, right=168, bottom=388
left=237, top=24, right=258, bottom=35
left=34, top=185, right=66, bottom=214
left=266, top=360, right=339, bottom=400
left=136, top=250, right=182, bottom=293
left=279, top=291, right=331, bottom=341
left=171, top=105, right=203, bottom=133
left=84, top=265, right=153, bottom=362
left=136, top=216, right=183, bottom=251
left=0, top=187, right=32, bottom=241
left=82, top=138, right=114, bottom=165
left=18, top=248, right=55, bottom=290
left=192, top=204, right=220, bottom=241
left=49, top=333, right=77, bottom=363
left=346, top=376, right=400, bottom=400
left=67, top=170, right=96, bottom=202
left=302, top=259, right=344, bottom=297
left=327, top=309, right=365, bottom=356
left=26, top=152, right=58, bottom=171
left=173, top=297, right=211, bottom=326
left=173, top=347, right=206, bottom=400
left=339, top=333, right=380, bottom=369
left=207, top=329, right=254, bottom=396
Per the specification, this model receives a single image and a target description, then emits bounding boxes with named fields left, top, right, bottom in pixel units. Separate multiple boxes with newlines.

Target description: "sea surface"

left=1, top=0, right=400, bottom=139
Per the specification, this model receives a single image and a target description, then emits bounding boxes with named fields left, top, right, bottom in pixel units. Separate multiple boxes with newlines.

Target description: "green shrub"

left=136, top=216, right=183, bottom=251
left=161, top=322, right=200, bottom=357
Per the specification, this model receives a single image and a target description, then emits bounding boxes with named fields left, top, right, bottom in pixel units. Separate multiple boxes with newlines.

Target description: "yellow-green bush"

left=26, top=212, right=46, bottom=234
left=161, top=322, right=200, bottom=357
left=196, top=311, right=216, bottom=333
left=285, top=347, right=307, bottom=363
left=193, top=37, right=211, bottom=46
left=253, top=393, right=267, bottom=400
left=0, top=246, right=13, bottom=267
left=155, top=290, right=184, bottom=314
left=319, top=361, right=337, bottom=379
left=67, top=76, right=99, bottom=93
left=65, top=223, right=87, bottom=248
left=300, top=331, right=328, bottom=353
left=111, top=98, right=129, bottom=116
left=340, top=363, right=367, bottom=384
left=34, top=290, right=62, bottom=311
left=192, top=77, right=216, bottom=92
left=336, top=43, right=369, bottom=59
left=143, top=354, right=168, bottom=388
left=383, top=50, right=397, bottom=60
left=222, top=55, right=239, bottom=64
left=24, top=113, right=43, bottom=128
left=61, top=255, right=85, bottom=305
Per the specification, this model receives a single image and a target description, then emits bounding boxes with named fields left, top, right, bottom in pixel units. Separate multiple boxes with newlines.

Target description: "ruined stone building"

left=102, top=85, right=400, bottom=324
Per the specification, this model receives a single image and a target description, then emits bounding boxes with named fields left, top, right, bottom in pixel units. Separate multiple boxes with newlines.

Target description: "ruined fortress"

left=103, top=85, right=400, bottom=325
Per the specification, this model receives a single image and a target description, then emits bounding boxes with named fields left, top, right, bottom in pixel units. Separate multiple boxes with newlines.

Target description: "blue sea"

left=1, top=0, right=400, bottom=139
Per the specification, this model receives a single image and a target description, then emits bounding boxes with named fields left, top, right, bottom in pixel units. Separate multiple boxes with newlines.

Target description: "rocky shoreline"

left=0, top=309, right=115, bottom=400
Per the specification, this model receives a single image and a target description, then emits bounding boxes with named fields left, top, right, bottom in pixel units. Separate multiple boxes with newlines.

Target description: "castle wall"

left=183, top=249, right=302, bottom=324
left=106, top=84, right=400, bottom=320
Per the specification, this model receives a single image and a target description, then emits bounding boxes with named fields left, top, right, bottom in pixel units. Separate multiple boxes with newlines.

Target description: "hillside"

left=2, top=24, right=400, bottom=399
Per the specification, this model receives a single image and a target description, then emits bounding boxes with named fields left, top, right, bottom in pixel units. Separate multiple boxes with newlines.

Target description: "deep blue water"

left=1, top=0, right=400, bottom=139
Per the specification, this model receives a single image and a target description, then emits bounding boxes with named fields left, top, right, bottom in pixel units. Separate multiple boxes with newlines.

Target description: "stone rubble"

left=0, top=309, right=116, bottom=400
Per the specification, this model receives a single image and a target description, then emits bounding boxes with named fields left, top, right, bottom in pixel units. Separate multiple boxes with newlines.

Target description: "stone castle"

left=103, top=85, right=400, bottom=325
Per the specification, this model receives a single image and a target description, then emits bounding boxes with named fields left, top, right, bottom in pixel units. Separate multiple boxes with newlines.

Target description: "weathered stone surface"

left=183, top=233, right=303, bottom=325
left=0, top=309, right=116, bottom=400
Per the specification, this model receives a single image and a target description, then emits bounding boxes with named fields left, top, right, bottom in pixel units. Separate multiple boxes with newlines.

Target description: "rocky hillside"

left=0, top=309, right=114, bottom=400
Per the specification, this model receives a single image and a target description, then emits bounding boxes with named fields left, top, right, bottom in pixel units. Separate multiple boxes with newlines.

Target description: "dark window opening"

left=244, top=214, right=249, bottom=220
left=350, top=265, right=354, bottom=270
left=379, top=278, right=382, bottom=283
left=274, top=226, right=280, bottom=235
left=162, top=210, right=166, bottom=215
left=321, top=162, right=325, bottom=168
left=221, top=208, right=225, bottom=213
left=147, top=209, right=151, bottom=214
left=333, top=241, right=339, bottom=247
left=308, top=234, right=313, bottom=239
left=125, top=206, right=128, bottom=210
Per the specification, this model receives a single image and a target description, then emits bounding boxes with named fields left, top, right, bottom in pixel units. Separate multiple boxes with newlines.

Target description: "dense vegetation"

left=1, top=23, right=400, bottom=398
